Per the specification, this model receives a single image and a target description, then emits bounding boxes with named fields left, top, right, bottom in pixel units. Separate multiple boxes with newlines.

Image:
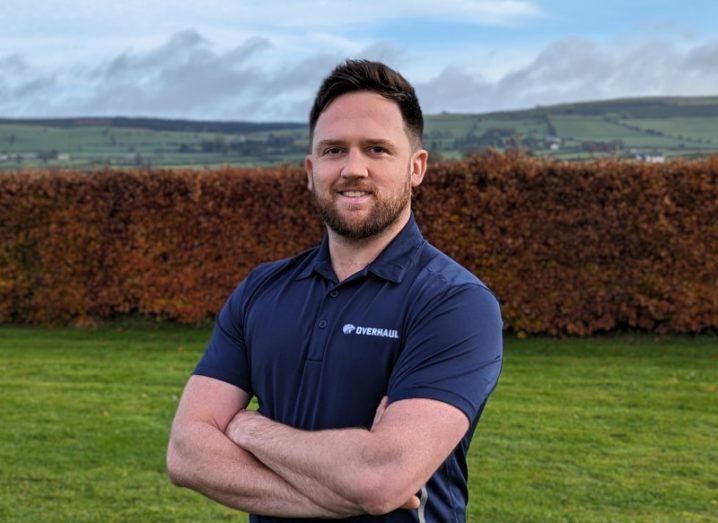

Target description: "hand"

left=229, top=401, right=422, bottom=514
left=226, top=408, right=263, bottom=447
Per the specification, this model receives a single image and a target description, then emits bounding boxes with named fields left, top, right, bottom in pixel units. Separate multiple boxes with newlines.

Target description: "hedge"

left=1, top=153, right=716, bottom=335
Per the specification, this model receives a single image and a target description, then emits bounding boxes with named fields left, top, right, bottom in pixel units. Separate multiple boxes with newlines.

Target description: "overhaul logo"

left=342, top=323, right=399, bottom=339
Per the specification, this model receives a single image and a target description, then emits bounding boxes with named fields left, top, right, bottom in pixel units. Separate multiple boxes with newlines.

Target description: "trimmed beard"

left=310, top=174, right=412, bottom=241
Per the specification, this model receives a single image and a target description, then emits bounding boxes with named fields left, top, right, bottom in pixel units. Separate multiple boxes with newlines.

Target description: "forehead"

left=313, top=91, right=410, bottom=146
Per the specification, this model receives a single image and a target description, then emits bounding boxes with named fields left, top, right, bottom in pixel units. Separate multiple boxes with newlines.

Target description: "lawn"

left=0, top=325, right=715, bottom=522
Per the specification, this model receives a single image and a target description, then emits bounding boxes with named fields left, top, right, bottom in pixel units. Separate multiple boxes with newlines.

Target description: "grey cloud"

left=270, top=54, right=339, bottom=93
left=358, top=42, right=408, bottom=68
left=684, top=41, right=718, bottom=72
left=0, top=53, right=29, bottom=73
left=3, top=33, right=718, bottom=121
left=79, top=30, right=277, bottom=118
left=491, top=38, right=616, bottom=105
left=0, top=53, right=56, bottom=109
left=13, top=75, right=57, bottom=98
left=416, top=66, right=492, bottom=114
left=229, top=41, right=407, bottom=120
left=417, top=37, right=718, bottom=114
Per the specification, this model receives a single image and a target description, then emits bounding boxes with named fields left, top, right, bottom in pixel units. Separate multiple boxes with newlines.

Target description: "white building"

left=635, top=152, right=666, bottom=163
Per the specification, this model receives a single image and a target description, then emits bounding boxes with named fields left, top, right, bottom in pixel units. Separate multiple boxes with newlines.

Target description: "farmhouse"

left=635, top=151, right=666, bottom=163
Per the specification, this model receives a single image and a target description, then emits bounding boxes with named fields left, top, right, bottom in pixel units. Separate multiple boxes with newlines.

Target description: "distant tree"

left=38, top=149, right=59, bottom=163
left=8, top=134, right=16, bottom=146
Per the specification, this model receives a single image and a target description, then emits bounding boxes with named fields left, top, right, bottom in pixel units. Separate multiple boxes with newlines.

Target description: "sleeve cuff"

left=387, top=387, right=477, bottom=424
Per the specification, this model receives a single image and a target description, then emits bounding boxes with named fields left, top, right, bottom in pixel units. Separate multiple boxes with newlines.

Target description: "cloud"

left=2, top=32, right=718, bottom=121
left=416, top=37, right=718, bottom=114
left=684, top=41, right=718, bottom=72
left=416, top=66, right=493, bottom=114
left=0, top=29, right=407, bottom=121
left=0, top=53, right=57, bottom=114
left=73, top=29, right=279, bottom=116
left=0, top=54, right=29, bottom=74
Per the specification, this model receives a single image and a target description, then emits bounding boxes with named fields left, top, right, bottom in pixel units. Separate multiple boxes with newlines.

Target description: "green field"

left=1, top=324, right=715, bottom=522
left=2, top=96, right=718, bottom=170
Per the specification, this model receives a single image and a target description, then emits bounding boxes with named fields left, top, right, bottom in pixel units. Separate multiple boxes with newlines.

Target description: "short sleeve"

left=387, top=284, right=503, bottom=423
left=193, top=280, right=253, bottom=395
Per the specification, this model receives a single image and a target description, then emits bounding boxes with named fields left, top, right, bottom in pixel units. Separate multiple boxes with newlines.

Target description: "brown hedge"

left=1, top=153, right=716, bottom=335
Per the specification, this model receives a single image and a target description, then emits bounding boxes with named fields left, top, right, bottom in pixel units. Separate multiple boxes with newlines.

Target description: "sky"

left=1, top=0, right=717, bottom=121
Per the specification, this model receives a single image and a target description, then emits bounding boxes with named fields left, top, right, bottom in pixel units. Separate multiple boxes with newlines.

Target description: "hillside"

left=1, top=96, right=717, bottom=170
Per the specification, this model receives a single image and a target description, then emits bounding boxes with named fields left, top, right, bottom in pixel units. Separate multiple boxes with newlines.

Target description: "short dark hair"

left=309, top=59, right=423, bottom=149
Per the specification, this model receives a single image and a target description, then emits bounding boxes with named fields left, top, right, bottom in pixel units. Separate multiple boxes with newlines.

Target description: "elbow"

left=355, top=470, right=413, bottom=516
left=166, top=439, right=189, bottom=488
left=361, top=498, right=400, bottom=517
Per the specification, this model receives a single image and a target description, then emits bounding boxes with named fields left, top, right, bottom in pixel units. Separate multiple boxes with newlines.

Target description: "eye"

left=368, top=145, right=388, bottom=154
left=322, top=146, right=343, bottom=156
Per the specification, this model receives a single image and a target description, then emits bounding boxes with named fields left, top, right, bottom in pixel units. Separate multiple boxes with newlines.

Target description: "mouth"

left=338, top=190, right=372, bottom=198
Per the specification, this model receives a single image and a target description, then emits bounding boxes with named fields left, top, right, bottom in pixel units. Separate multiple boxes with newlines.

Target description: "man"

left=167, top=59, right=503, bottom=522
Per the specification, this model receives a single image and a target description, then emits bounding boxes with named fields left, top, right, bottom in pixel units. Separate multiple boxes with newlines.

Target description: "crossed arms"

left=166, top=375, right=469, bottom=518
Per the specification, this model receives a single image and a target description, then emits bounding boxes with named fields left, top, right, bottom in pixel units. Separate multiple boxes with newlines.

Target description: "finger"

left=399, top=495, right=421, bottom=510
left=371, top=396, right=389, bottom=429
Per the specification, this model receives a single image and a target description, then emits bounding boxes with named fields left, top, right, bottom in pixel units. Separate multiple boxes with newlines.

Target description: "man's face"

left=305, top=91, right=427, bottom=240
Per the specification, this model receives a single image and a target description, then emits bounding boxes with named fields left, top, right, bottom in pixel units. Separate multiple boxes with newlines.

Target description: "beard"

left=310, top=173, right=412, bottom=241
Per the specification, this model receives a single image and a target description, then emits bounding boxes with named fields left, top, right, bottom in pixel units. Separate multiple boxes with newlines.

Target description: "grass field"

left=0, top=325, right=716, bottom=522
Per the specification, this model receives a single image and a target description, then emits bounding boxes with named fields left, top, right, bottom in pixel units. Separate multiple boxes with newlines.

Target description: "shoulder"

left=408, top=242, right=501, bottom=318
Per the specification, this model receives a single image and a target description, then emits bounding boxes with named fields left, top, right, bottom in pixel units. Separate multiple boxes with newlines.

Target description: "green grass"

left=549, top=115, right=652, bottom=141
left=0, top=325, right=716, bottom=522
left=622, top=118, right=718, bottom=143
left=4, top=96, right=718, bottom=170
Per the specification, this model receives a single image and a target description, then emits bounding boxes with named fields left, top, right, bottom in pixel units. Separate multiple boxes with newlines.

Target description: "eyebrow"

left=315, top=139, right=345, bottom=150
left=315, top=138, right=397, bottom=150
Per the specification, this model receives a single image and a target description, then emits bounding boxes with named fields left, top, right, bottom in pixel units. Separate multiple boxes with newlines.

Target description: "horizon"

left=3, top=93, right=718, bottom=125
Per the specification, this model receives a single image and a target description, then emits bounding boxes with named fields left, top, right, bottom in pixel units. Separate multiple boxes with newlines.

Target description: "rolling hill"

left=1, top=96, right=717, bottom=170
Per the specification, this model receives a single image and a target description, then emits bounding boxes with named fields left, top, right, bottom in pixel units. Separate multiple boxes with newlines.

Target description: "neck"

left=327, top=207, right=411, bottom=282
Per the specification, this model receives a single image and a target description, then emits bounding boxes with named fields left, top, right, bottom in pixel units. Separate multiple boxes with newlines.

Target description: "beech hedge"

left=1, top=153, right=716, bottom=335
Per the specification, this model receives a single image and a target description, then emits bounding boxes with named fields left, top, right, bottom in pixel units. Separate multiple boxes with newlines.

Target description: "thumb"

left=400, top=495, right=421, bottom=510
left=371, top=395, right=389, bottom=429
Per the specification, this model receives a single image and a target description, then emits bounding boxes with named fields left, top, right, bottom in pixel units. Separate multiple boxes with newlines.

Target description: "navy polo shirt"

left=194, top=214, right=503, bottom=523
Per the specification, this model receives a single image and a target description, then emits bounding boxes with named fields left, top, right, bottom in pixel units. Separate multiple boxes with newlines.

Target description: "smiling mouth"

left=339, top=190, right=372, bottom=198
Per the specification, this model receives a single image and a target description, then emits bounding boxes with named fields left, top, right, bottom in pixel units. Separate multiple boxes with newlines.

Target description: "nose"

left=340, top=148, right=368, bottom=179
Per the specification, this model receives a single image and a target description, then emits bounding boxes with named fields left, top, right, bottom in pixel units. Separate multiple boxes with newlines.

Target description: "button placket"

left=306, top=293, right=339, bottom=361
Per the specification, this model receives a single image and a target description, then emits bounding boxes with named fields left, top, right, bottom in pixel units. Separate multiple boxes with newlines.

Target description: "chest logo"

left=342, top=323, right=399, bottom=339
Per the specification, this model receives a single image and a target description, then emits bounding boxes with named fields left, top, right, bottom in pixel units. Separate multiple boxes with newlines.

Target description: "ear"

left=304, top=154, right=314, bottom=191
left=410, top=148, right=428, bottom=188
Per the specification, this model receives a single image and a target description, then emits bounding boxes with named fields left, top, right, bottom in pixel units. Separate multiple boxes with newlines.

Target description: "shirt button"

left=329, top=290, right=339, bottom=298
left=318, top=320, right=327, bottom=329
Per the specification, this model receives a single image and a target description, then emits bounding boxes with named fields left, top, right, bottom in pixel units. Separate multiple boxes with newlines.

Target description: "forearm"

left=228, top=414, right=403, bottom=514
left=167, top=420, right=355, bottom=518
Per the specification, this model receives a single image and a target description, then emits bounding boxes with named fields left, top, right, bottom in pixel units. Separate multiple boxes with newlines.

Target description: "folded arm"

left=166, top=375, right=358, bottom=518
left=226, top=396, right=469, bottom=516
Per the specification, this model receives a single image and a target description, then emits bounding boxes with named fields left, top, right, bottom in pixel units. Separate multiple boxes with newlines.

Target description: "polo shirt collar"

left=296, top=213, right=425, bottom=284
